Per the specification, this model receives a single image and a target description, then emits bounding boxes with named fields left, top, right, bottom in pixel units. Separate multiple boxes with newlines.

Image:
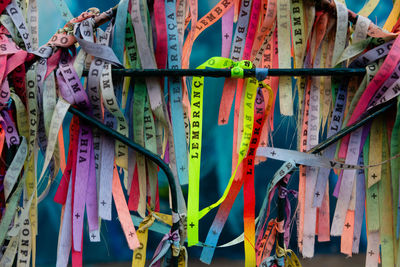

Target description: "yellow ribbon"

left=131, top=209, right=173, bottom=267
left=187, top=58, right=259, bottom=246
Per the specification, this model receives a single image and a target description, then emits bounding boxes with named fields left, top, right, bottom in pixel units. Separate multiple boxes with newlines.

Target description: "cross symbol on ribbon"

left=368, top=250, right=374, bottom=256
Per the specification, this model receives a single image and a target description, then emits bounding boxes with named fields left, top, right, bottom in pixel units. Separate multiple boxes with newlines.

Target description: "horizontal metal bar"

left=266, top=68, right=365, bottom=76
left=82, top=68, right=366, bottom=77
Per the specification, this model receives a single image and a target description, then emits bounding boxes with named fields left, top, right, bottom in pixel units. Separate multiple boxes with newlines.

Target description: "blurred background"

left=35, top=0, right=393, bottom=266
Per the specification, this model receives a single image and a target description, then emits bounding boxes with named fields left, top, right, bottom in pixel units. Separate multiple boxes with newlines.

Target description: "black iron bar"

left=82, top=68, right=366, bottom=77
left=310, top=98, right=397, bottom=154
left=68, top=106, right=179, bottom=231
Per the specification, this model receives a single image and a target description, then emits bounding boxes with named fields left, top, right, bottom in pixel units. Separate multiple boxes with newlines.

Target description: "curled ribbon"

left=132, top=207, right=174, bottom=267
left=149, top=229, right=181, bottom=267
left=278, top=186, right=298, bottom=247
left=260, top=244, right=302, bottom=267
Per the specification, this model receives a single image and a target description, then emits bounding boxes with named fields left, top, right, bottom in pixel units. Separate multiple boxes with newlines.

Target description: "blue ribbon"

left=255, top=68, right=269, bottom=81
left=112, top=0, right=129, bottom=63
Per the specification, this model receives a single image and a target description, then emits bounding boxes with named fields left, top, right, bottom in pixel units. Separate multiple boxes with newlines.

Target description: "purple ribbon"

left=349, top=40, right=394, bottom=68
left=278, top=186, right=298, bottom=247
left=149, top=229, right=180, bottom=267
left=1, top=110, right=20, bottom=147
left=256, top=173, right=293, bottom=249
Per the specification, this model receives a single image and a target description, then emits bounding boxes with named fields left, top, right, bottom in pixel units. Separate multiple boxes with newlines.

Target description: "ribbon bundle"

left=0, top=0, right=399, bottom=266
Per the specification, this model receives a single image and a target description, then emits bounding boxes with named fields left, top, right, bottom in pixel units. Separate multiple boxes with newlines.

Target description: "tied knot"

left=59, top=23, right=75, bottom=35
left=167, top=231, right=179, bottom=242
left=138, top=212, right=156, bottom=232
left=167, top=231, right=181, bottom=256
left=139, top=208, right=173, bottom=232
left=230, top=60, right=255, bottom=78
left=149, top=230, right=181, bottom=267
